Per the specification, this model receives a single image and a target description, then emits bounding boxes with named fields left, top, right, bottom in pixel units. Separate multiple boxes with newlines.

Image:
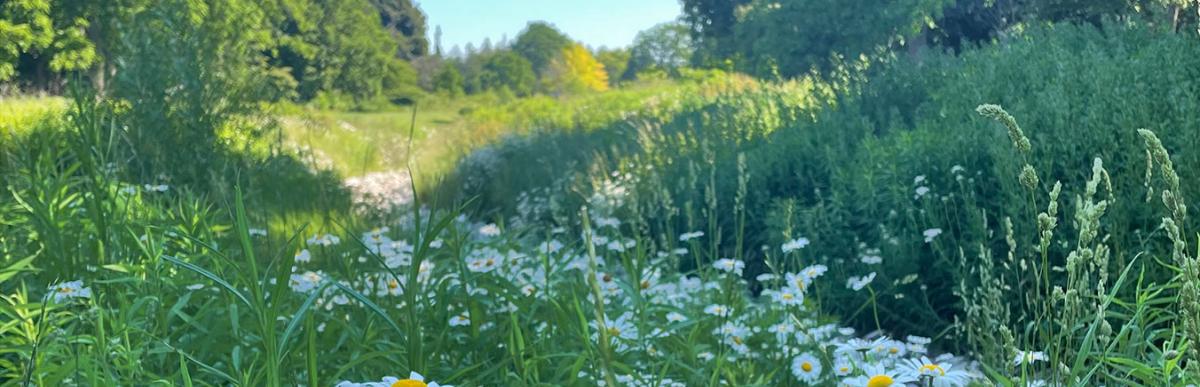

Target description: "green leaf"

left=162, top=255, right=251, bottom=307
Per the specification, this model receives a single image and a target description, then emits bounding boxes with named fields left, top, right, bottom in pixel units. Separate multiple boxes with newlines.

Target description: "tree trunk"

left=1172, top=5, right=1181, bottom=33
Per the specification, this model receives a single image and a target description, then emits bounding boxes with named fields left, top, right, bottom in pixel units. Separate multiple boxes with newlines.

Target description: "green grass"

left=0, top=96, right=67, bottom=137
left=277, top=73, right=734, bottom=187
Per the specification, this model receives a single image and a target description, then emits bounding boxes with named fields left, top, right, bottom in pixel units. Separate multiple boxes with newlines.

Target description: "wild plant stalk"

left=734, top=153, right=748, bottom=263
left=975, top=104, right=1166, bottom=384
left=579, top=210, right=618, bottom=387
left=1138, top=129, right=1200, bottom=380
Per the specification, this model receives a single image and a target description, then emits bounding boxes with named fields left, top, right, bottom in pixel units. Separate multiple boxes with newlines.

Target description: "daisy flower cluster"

left=267, top=202, right=982, bottom=386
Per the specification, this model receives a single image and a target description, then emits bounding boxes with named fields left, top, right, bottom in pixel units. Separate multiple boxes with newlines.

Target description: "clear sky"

left=418, top=0, right=682, bottom=53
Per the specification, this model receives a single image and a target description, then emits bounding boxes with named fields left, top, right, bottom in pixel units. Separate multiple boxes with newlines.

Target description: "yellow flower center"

left=866, top=374, right=894, bottom=387
left=889, top=347, right=899, bottom=354
left=920, top=364, right=946, bottom=376
left=387, top=280, right=399, bottom=290
left=801, top=361, right=813, bottom=372
left=58, top=287, right=74, bottom=294
left=732, top=336, right=744, bottom=345
left=392, top=380, right=427, bottom=387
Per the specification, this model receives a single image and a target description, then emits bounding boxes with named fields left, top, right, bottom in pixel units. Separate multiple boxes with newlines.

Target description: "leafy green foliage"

left=369, top=0, right=428, bottom=59
left=432, top=61, right=464, bottom=97
left=1, top=0, right=428, bottom=103
left=511, top=21, right=572, bottom=76
left=624, top=22, right=692, bottom=80
left=480, top=51, right=537, bottom=97
left=594, top=48, right=630, bottom=86
left=0, top=0, right=97, bottom=81
left=733, top=0, right=952, bottom=77
left=680, top=0, right=750, bottom=67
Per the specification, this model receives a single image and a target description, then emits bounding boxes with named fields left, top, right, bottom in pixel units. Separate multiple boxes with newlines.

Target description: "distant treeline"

left=3, top=0, right=1196, bottom=104
left=680, top=0, right=1199, bottom=78
left=0, top=0, right=431, bottom=103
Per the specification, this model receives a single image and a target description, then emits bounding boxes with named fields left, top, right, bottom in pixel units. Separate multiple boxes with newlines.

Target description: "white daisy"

left=703, top=304, right=732, bottom=317
left=48, top=280, right=92, bottom=302
left=449, top=311, right=470, bottom=327
left=791, top=352, right=822, bottom=383
left=712, top=258, right=745, bottom=275
left=902, top=355, right=970, bottom=387
left=782, top=237, right=810, bottom=253
left=846, top=272, right=876, bottom=291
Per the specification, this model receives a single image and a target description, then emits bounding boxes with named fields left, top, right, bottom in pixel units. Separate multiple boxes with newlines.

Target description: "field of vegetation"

left=3, top=1, right=1200, bottom=386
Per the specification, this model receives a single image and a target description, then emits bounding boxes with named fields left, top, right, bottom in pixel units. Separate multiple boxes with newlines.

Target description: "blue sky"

left=419, top=0, right=682, bottom=52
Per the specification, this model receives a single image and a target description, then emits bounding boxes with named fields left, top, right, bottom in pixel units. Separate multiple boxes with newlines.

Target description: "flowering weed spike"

left=976, top=104, right=1031, bottom=154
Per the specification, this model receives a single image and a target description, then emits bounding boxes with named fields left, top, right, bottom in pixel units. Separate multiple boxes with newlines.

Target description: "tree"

left=432, top=61, right=463, bottom=96
left=111, top=0, right=280, bottom=181
left=594, top=48, right=629, bottom=86
left=511, top=21, right=571, bottom=76
left=680, top=0, right=750, bottom=67
left=546, top=43, right=608, bottom=94
left=272, top=0, right=410, bottom=102
left=369, top=0, right=428, bottom=59
left=480, top=51, right=536, bottom=96
left=0, top=0, right=99, bottom=84
left=624, top=22, right=692, bottom=79
left=732, top=0, right=953, bottom=78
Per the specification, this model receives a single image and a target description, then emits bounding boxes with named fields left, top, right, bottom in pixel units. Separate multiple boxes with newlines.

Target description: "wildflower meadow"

left=3, top=1, right=1200, bottom=386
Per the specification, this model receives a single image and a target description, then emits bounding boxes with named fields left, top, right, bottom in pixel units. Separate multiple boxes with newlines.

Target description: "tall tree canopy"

left=0, top=0, right=105, bottom=84
left=0, top=0, right=429, bottom=102
left=369, top=0, right=428, bottom=59
left=733, top=0, right=952, bottom=77
left=680, top=0, right=751, bottom=67
left=546, top=43, right=609, bottom=93
left=511, top=21, right=572, bottom=76
left=625, top=21, right=693, bottom=79
left=682, top=0, right=1200, bottom=79
left=480, top=51, right=537, bottom=97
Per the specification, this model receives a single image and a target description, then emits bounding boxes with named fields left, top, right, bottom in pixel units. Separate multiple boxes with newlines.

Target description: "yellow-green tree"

left=546, top=43, right=608, bottom=94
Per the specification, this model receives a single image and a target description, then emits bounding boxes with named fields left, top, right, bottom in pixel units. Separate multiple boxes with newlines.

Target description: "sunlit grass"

left=0, top=96, right=67, bottom=136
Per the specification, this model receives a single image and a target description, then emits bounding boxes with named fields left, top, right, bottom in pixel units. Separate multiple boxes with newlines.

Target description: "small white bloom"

left=703, top=304, right=731, bottom=317
left=48, top=280, right=92, bottom=302
left=712, top=258, right=745, bottom=275
left=1013, top=350, right=1047, bottom=366
left=781, top=237, right=810, bottom=253
left=914, top=186, right=931, bottom=199
left=478, top=223, right=501, bottom=237
left=771, top=287, right=804, bottom=306
left=923, top=228, right=943, bottom=243
left=294, top=249, right=311, bottom=263
left=846, top=272, right=876, bottom=291
left=449, top=312, right=470, bottom=327
left=791, top=352, right=822, bottom=383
